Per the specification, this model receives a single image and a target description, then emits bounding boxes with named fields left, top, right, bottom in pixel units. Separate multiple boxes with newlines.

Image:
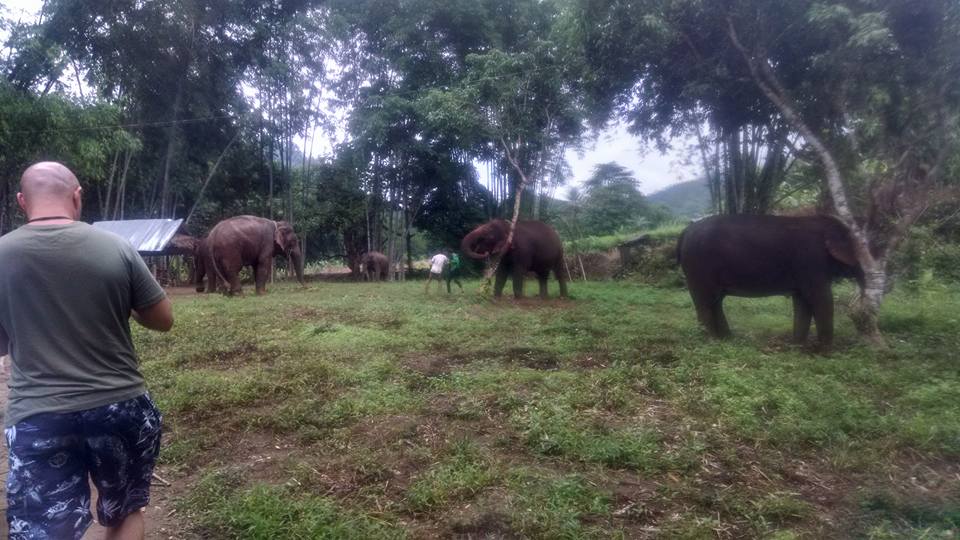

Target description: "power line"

left=8, top=63, right=559, bottom=135
left=7, top=114, right=238, bottom=135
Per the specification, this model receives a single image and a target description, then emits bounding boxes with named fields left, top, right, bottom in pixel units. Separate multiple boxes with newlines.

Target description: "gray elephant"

left=206, top=215, right=305, bottom=295
left=461, top=219, right=568, bottom=299
left=359, top=251, right=390, bottom=281
left=677, top=214, right=864, bottom=348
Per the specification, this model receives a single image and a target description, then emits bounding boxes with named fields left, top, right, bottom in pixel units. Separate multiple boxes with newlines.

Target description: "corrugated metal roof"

left=92, top=219, right=184, bottom=253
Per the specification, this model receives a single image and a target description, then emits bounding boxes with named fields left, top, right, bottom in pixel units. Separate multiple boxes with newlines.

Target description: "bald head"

left=17, top=162, right=83, bottom=222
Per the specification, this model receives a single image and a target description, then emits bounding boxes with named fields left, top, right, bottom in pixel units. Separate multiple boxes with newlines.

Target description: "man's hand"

left=132, top=298, right=174, bottom=332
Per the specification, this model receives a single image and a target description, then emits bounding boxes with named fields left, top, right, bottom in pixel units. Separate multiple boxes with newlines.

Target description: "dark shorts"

left=5, top=394, right=162, bottom=539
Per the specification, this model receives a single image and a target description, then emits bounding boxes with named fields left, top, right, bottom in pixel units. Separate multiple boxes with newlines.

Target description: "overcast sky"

left=3, top=0, right=698, bottom=196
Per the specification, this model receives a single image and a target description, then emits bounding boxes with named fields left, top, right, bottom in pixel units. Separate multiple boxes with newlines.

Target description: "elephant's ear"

left=274, top=223, right=285, bottom=250
left=825, top=225, right=857, bottom=267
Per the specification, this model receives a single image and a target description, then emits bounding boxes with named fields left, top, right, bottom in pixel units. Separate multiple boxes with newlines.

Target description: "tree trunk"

left=114, top=149, right=133, bottom=220
left=159, top=82, right=184, bottom=219
left=185, top=130, right=240, bottom=225
left=102, top=150, right=120, bottom=220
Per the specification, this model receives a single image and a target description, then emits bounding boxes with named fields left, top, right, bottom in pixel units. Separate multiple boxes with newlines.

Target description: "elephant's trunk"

left=290, top=248, right=305, bottom=286
left=461, top=231, right=488, bottom=260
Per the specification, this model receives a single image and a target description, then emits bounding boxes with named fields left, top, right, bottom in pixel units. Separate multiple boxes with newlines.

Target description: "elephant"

left=359, top=251, right=390, bottom=281
left=206, top=215, right=305, bottom=295
left=677, top=214, right=864, bottom=348
left=461, top=219, right=568, bottom=299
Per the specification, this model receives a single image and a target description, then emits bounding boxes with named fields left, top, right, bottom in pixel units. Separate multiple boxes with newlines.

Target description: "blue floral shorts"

left=5, top=394, right=162, bottom=540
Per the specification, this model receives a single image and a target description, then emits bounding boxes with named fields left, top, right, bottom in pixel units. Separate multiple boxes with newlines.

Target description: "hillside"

left=647, top=179, right=711, bottom=218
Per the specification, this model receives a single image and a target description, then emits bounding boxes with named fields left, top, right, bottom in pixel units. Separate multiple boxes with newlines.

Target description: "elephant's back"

left=515, top=220, right=564, bottom=262
left=208, top=215, right=271, bottom=257
left=210, top=216, right=269, bottom=238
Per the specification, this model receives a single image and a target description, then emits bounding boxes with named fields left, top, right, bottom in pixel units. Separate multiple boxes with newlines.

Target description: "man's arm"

left=125, top=242, right=174, bottom=332
left=132, top=297, right=174, bottom=332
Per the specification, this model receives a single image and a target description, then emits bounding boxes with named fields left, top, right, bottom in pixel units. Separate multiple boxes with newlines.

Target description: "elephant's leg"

left=792, top=294, right=813, bottom=344
left=211, top=270, right=221, bottom=293
left=689, top=288, right=721, bottom=337
left=512, top=266, right=525, bottom=299
left=712, top=296, right=731, bottom=338
left=553, top=262, right=568, bottom=298
left=537, top=271, right=549, bottom=299
left=227, top=271, right=242, bottom=296
left=255, top=258, right=271, bottom=295
left=493, top=267, right=508, bottom=297
left=808, top=286, right=834, bottom=349
left=215, top=255, right=242, bottom=295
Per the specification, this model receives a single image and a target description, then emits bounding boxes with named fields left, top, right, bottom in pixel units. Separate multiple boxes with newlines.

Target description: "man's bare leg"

left=104, top=508, right=145, bottom=540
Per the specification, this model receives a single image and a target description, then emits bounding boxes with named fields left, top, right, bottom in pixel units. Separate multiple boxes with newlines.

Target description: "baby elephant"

left=677, top=214, right=864, bottom=349
left=360, top=251, right=389, bottom=281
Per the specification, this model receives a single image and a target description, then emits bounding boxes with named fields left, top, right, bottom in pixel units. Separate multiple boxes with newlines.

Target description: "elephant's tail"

left=209, top=242, right=229, bottom=291
left=675, top=228, right=687, bottom=266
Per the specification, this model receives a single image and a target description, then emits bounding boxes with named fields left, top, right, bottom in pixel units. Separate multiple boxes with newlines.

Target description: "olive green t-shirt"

left=0, top=222, right=166, bottom=427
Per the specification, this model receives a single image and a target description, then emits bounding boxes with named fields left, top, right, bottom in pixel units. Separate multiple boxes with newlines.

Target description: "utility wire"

left=7, top=114, right=238, bottom=135
left=8, top=63, right=559, bottom=135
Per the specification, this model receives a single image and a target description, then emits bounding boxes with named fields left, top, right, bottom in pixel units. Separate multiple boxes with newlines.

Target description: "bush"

left=891, top=227, right=960, bottom=287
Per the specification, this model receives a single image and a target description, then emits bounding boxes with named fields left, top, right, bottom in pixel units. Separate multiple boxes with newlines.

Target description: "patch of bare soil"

left=500, top=347, right=559, bottom=370
left=447, top=510, right=519, bottom=539
left=288, top=306, right=407, bottom=330
left=182, top=342, right=274, bottom=370
left=207, top=430, right=302, bottom=485
left=403, top=353, right=475, bottom=378
left=628, top=337, right=682, bottom=366
left=572, top=353, right=611, bottom=369
left=507, top=297, right=575, bottom=310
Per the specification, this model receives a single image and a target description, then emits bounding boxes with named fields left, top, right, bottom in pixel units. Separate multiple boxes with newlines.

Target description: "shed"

left=92, top=219, right=196, bottom=285
left=92, top=219, right=187, bottom=255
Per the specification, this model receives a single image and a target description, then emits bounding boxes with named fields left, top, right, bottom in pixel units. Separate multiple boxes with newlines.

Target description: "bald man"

left=0, top=162, right=173, bottom=540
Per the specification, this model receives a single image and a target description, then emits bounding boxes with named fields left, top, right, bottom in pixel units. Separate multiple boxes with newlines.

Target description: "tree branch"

left=726, top=17, right=863, bottom=240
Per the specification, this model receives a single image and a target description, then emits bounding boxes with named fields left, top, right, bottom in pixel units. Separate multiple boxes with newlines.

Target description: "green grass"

left=141, top=279, right=960, bottom=538
left=406, top=440, right=498, bottom=512
left=184, top=470, right=403, bottom=539
left=564, top=222, right=685, bottom=252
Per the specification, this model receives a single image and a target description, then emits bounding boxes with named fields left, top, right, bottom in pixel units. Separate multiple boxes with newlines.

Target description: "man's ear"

left=73, top=187, right=83, bottom=217
left=16, top=192, right=26, bottom=214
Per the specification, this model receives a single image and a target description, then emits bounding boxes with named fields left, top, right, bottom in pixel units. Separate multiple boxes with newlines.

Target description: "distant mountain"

left=647, top=179, right=711, bottom=218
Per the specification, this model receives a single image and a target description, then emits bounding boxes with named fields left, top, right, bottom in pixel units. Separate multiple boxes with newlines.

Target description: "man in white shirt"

left=425, top=251, right=449, bottom=293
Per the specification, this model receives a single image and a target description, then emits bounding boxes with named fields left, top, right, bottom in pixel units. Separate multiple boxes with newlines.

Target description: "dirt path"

left=0, top=356, right=184, bottom=539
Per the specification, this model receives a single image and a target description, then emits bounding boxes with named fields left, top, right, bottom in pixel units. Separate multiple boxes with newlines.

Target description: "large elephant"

left=359, top=251, right=390, bottom=281
left=677, top=214, right=864, bottom=348
left=461, top=219, right=568, bottom=299
left=206, top=215, right=305, bottom=295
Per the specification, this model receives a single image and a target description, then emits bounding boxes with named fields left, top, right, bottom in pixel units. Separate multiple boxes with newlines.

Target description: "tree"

left=575, top=0, right=960, bottom=342
left=0, top=81, right=139, bottom=233
left=571, top=0, right=797, bottom=216
left=580, top=162, right=648, bottom=235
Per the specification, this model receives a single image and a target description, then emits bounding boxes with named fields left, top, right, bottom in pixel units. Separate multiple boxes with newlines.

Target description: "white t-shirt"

left=430, top=254, right=448, bottom=274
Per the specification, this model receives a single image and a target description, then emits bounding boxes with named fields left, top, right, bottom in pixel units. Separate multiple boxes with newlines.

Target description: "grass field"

left=141, top=280, right=960, bottom=539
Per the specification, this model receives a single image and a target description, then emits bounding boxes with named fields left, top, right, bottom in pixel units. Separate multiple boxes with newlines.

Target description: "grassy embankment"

left=140, top=279, right=959, bottom=538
